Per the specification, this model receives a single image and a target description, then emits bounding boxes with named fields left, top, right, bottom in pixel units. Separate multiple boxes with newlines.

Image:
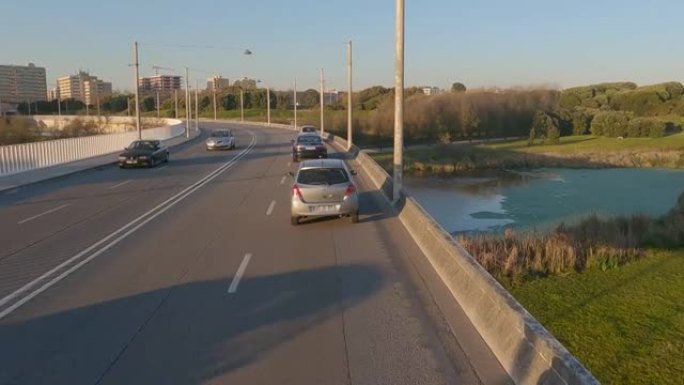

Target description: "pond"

left=404, top=168, right=684, bottom=234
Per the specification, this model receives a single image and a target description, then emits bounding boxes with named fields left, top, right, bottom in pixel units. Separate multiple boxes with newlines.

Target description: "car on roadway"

left=118, top=140, right=169, bottom=168
left=290, top=158, right=359, bottom=225
left=292, top=133, right=327, bottom=162
left=299, top=125, right=318, bottom=134
left=206, top=129, right=235, bottom=150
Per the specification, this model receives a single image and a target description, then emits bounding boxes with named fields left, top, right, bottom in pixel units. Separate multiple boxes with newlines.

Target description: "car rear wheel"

left=290, top=216, right=299, bottom=226
left=164, top=153, right=169, bottom=163
left=292, top=155, right=298, bottom=162
left=351, top=211, right=359, bottom=223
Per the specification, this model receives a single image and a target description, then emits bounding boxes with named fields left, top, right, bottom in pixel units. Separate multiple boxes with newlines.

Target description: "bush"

left=590, top=111, right=632, bottom=137
left=627, top=117, right=667, bottom=138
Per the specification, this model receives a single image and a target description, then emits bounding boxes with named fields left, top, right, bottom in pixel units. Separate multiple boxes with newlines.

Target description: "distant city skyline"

left=3, top=1, right=684, bottom=92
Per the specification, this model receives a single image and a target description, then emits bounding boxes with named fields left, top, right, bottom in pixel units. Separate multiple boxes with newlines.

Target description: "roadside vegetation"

left=458, top=192, right=684, bottom=384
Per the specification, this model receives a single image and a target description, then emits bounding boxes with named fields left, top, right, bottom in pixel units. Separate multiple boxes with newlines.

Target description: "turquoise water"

left=404, top=168, right=684, bottom=234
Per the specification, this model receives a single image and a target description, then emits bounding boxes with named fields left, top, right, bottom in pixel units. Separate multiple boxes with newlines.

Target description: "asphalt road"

left=0, top=122, right=512, bottom=385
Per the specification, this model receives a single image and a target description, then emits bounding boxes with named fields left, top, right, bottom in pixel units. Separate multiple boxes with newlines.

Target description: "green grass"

left=370, top=133, right=684, bottom=174
left=487, top=133, right=684, bottom=154
left=504, top=249, right=684, bottom=385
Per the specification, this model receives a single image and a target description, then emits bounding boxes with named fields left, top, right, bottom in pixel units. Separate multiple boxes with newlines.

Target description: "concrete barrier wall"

left=329, top=134, right=599, bottom=385
left=0, top=118, right=184, bottom=177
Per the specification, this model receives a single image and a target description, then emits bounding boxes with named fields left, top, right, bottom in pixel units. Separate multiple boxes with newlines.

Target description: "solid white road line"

left=108, top=180, right=132, bottom=189
left=266, top=200, right=276, bottom=216
left=228, top=253, right=252, bottom=294
left=280, top=175, right=286, bottom=185
left=0, top=132, right=258, bottom=320
left=17, top=204, right=70, bottom=225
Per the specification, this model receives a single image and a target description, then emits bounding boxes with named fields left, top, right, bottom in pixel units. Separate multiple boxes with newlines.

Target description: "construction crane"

left=151, top=65, right=174, bottom=75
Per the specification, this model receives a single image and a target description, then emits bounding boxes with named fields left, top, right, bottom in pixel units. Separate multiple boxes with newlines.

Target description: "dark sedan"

left=118, top=140, right=169, bottom=168
left=292, top=134, right=327, bottom=162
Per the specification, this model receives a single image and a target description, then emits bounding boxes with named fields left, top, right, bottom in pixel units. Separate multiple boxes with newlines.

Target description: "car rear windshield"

left=129, top=141, right=156, bottom=149
left=211, top=131, right=230, bottom=137
left=297, top=168, right=349, bottom=185
left=296, top=136, right=322, bottom=144
left=301, top=127, right=316, bottom=132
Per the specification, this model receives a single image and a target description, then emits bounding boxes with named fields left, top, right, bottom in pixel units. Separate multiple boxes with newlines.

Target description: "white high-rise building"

left=0, top=63, right=47, bottom=103
left=57, top=71, right=112, bottom=105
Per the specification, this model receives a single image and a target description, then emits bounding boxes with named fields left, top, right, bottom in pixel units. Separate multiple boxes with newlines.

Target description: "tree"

left=451, top=82, right=466, bottom=93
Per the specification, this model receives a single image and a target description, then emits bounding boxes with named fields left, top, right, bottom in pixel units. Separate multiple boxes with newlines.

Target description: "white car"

left=290, top=158, right=359, bottom=225
left=206, top=130, right=235, bottom=150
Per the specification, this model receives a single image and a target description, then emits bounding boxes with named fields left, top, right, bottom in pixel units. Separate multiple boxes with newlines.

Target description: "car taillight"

left=344, top=184, right=356, bottom=197
left=293, top=184, right=303, bottom=200
left=297, top=145, right=305, bottom=151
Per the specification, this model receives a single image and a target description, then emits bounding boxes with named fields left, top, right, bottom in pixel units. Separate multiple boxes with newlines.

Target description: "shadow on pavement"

left=0, top=264, right=384, bottom=384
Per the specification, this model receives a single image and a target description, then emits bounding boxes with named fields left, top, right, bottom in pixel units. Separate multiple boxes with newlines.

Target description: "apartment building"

left=139, top=75, right=182, bottom=93
left=57, top=71, right=112, bottom=105
left=206, top=76, right=231, bottom=91
left=0, top=63, right=48, bottom=103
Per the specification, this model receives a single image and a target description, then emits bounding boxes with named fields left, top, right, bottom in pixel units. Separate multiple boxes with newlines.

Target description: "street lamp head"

left=244, top=49, right=253, bottom=55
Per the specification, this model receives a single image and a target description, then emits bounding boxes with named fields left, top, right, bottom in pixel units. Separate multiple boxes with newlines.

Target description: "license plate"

left=305, top=146, right=316, bottom=150
left=126, top=160, right=136, bottom=164
left=309, top=204, right=339, bottom=213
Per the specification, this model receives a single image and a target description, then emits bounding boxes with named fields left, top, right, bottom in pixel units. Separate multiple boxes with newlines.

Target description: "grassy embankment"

left=458, top=191, right=684, bottom=384
left=371, top=133, right=684, bottom=174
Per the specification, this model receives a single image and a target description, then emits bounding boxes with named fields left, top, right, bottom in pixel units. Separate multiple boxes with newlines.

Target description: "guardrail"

left=0, top=118, right=184, bottom=177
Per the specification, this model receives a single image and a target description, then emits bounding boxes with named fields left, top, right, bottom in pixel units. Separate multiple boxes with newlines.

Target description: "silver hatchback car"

left=290, top=159, right=359, bottom=225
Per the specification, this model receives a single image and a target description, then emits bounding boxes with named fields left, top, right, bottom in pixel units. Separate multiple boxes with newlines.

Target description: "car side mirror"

left=350, top=170, right=358, bottom=176
left=287, top=171, right=294, bottom=177
left=290, top=139, right=295, bottom=144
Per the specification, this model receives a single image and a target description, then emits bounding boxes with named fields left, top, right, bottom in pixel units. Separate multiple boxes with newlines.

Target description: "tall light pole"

left=393, top=0, right=405, bottom=203
left=294, top=78, right=298, bottom=129
left=185, top=67, right=190, bottom=138
left=240, top=88, right=244, bottom=122
left=213, top=86, right=217, bottom=121
left=56, top=89, right=61, bottom=118
left=156, top=89, right=160, bottom=118
left=320, top=68, right=325, bottom=135
left=133, top=41, right=141, bottom=139
left=266, top=85, right=271, bottom=125
left=174, top=88, right=178, bottom=119
left=195, top=79, right=199, bottom=130
left=347, top=40, right=353, bottom=150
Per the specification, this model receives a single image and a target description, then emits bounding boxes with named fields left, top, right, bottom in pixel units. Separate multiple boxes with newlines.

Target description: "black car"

left=118, top=140, right=169, bottom=168
left=292, top=134, right=327, bottom=162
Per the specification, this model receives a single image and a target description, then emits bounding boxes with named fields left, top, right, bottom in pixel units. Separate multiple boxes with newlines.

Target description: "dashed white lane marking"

left=18, top=204, right=70, bottom=225
left=280, top=176, right=286, bottom=185
left=108, top=180, right=132, bottom=189
left=266, top=200, right=276, bottom=216
left=156, top=166, right=168, bottom=171
left=228, top=253, right=252, bottom=294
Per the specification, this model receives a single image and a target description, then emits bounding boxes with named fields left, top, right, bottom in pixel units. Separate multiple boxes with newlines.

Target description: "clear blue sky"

left=3, top=0, right=683, bottom=92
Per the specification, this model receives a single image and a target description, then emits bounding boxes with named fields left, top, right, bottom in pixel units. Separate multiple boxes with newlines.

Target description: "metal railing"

left=0, top=120, right=184, bottom=177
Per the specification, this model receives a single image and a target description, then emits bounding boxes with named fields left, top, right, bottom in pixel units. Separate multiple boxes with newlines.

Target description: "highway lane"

left=0, top=122, right=512, bottom=384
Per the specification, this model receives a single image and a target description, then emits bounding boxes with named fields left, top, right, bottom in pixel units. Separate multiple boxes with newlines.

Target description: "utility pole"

left=0, top=93, right=3, bottom=117
left=213, top=86, right=217, bottom=121
left=320, top=68, right=325, bottom=135
left=240, top=88, right=244, bottom=122
left=133, top=41, right=141, bottom=139
left=156, top=90, right=160, bottom=118
left=185, top=67, right=190, bottom=138
left=96, top=81, right=100, bottom=116
left=294, top=78, right=298, bottom=129
left=347, top=40, right=353, bottom=150
left=57, top=90, right=61, bottom=118
left=393, top=0, right=405, bottom=203
left=266, top=86, right=271, bottom=125
left=195, top=80, right=199, bottom=130
left=174, top=88, right=178, bottom=119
